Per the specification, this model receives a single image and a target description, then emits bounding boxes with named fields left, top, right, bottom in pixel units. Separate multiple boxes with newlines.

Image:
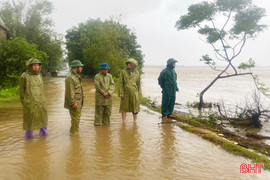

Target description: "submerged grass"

left=0, top=86, right=20, bottom=104
left=141, top=96, right=270, bottom=171
left=178, top=124, right=270, bottom=170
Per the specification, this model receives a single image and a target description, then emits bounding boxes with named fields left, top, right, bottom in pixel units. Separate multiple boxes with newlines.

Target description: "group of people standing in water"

left=20, top=57, right=178, bottom=138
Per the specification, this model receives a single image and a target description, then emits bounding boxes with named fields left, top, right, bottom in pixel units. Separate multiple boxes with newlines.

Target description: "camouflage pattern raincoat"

left=94, top=72, right=115, bottom=125
left=20, top=58, right=48, bottom=131
left=119, top=59, right=141, bottom=113
left=64, top=68, right=84, bottom=135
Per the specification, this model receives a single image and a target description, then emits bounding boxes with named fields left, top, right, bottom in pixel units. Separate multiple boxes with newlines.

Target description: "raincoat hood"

left=167, top=58, right=178, bottom=65
left=25, top=58, right=42, bottom=74
left=126, top=58, right=138, bottom=69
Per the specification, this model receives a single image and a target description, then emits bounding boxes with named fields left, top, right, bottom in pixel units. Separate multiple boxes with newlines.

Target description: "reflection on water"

left=160, top=124, right=177, bottom=169
left=119, top=123, right=141, bottom=173
left=19, top=139, right=49, bottom=179
left=0, top=75, right=270, bottom=179
left=65, top=137, right=84, bottom=178
left=94, top=126, right=113, bottom=173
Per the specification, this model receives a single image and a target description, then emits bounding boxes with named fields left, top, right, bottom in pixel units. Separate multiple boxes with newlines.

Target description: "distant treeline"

left=0, top=0, right=144, bottom=90
left=66, top=18, right=144, bottom=77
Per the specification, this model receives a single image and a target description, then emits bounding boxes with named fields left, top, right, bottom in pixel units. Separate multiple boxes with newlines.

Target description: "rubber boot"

left=39, top=128, right=48, bottom=136
left=24, top=130, right=34, bottom=139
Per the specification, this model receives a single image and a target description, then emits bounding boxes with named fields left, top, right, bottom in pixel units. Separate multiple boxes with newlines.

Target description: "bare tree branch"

left=231, top=33, right=247, bottom=61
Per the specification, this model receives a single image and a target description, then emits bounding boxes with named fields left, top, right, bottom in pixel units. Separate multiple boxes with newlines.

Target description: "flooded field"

left=0, top=71, right=270, bottom=179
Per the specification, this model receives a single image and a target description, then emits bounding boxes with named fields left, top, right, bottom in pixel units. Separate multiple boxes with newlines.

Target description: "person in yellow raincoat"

left=64, top=60, right=84, bottom=135
left=20, top=58, right=48, bottom=139
left=94, top=63, right=115, bottom=126
left=118, top=58, right=142, bottom=122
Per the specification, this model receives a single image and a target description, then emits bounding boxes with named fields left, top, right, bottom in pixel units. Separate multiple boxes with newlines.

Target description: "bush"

left=0, top=38, right=47, bottom=90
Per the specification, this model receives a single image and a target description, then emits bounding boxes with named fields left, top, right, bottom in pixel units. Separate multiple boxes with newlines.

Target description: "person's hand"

left=104, top=92, right=110, bottom=98
left=72, top=103, right=78, bottom=109
left=121, top=96, right=124, bottom=99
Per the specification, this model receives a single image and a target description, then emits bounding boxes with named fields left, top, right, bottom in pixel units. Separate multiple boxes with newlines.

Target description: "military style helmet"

left=70, top=60, right=84, bottom=68
left=167, top=58, right=178, bottom=65
left=28, top=58, right=42, bottom=65
left=99, top=62, right=110, bottom=70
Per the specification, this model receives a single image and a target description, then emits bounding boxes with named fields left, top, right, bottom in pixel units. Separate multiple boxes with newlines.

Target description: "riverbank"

left=141, top=97, right=270, bottom=170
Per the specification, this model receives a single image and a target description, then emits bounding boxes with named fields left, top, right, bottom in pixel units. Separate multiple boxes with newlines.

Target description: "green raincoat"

left=20, top=59, right=48, bottom=131
left=119, top=59, right=142, bottom=113
left=158, top=65, right=179, bottom=117
left=94, top=72, right=115, bottom=125
left=64, top=68, right=84, bottom=135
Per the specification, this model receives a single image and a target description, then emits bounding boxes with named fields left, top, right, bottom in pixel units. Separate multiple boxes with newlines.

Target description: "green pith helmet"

left=167, top=58, right=178, bottom=65
left=99, top=62, right=110, bottom=70
left=28, top=58, right=42, bottom=66
left=70, top=60, right=84, bottom=68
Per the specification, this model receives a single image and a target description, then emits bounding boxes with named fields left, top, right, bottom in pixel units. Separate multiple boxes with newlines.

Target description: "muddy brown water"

left=0, top=72, right=270, bottom=179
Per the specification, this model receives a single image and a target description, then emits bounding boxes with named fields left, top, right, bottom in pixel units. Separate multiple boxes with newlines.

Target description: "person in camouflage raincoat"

left=64, top=60, right=84, bottom=135
left=94, top=63, right=115, bottom=126
left=158, top=58, right=179, bottom=120
left=20, top=58, right=48, bottom=139
left=119, top=58, right=142, bottom=122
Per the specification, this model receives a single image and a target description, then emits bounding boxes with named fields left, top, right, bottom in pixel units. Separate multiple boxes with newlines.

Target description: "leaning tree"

left=175, top=0, right=267, bottom=109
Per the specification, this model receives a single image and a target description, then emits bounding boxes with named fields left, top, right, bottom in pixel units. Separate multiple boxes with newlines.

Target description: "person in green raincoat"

left=119, top=58, right=142, bottom=122
left=64, top=60, right=84, bottom=135
left=158, top=58, right=179, bottom=120
left=20, top=58, right=48, bottom=139
left=94, top=63, right=115, bottom=126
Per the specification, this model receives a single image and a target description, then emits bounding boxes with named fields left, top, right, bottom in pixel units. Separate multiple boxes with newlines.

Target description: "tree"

left=0, top=0, right=63, bottom=74
left=175, top=0, right=266, bottom=109
left=65, top=18, right=144, bottom=77
left=0, top=38, right=47, bottom=89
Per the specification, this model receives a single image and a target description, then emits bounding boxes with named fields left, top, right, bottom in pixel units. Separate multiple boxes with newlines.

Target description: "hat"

left=28, top=58, right=42, bottom=65
left=99, top=62, right=110, bottom=70
left=70, top=60, right=84, bottom=68
left=167, top=58, right=178, bottom=65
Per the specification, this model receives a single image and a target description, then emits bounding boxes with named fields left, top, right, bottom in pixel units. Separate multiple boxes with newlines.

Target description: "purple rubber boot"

left=24, top=130, right=34, bottom=139
left=39, top=128, right=48, bottom=136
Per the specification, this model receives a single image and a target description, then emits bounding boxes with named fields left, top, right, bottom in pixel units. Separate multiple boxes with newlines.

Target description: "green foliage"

left=0, top=86, right=20, bottom=104
left=200, top=54, right=216, bottom=68
left=176, top=0, right=266, bottom=42
left=66, top=18, right=144, bottom=77
left=0, top=86, right=19, bottom=98
left=216, top=0, right=251, bottom=11
left=238, top=58, right=255, bottom=70
left=198, top=26, right=226, bottom=43
left=186, top=101, right=200, bottom=108
left=0, top=0, right=63, bottom=74
left=175, top=2, right=216, bottom=30
left=233, top=6, right=266, bottom=36
left=0, top=38, right=47, bottom=89
left=253, top=75, right=270, bottom=97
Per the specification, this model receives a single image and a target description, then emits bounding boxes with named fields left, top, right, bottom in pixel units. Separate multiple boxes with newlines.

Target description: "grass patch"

left=0, top=86, right=20, bottom=104
left=177, top=123, right=270, bottom=170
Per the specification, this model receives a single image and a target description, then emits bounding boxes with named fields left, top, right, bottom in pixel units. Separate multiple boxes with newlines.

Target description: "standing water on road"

left=0, top=72, right=270, bottom=179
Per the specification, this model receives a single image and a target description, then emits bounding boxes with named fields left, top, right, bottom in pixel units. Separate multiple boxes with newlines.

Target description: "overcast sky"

left=51, top=0, right=270, bottom=66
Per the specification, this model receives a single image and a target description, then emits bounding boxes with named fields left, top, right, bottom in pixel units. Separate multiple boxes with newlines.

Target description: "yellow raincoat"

left=119, top=59, right=142, bottom=113
left=20, top=58, right=48, bottom=131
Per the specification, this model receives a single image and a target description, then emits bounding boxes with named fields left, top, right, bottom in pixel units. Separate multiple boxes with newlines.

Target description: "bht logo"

left=240, top=163, right=264, bottom=174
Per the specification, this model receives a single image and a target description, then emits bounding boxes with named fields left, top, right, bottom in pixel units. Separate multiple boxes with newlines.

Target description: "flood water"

left=142, top=67, right=270, bottom=109
left=0, top=68, right=270, bottom=179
